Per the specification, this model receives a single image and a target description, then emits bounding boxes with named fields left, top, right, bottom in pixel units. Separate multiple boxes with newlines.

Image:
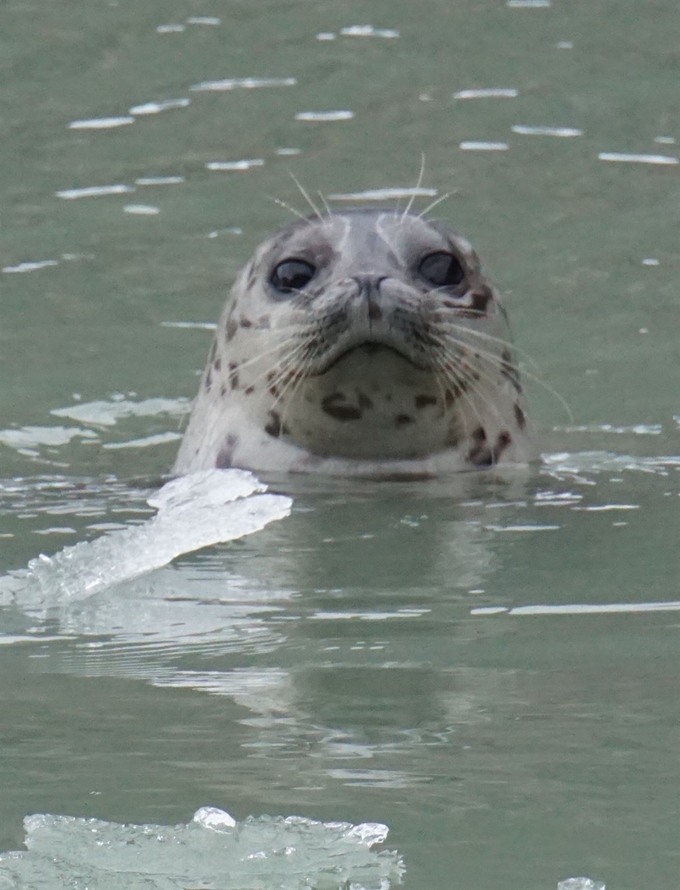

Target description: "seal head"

left=174, top=209, right=536, bottom=476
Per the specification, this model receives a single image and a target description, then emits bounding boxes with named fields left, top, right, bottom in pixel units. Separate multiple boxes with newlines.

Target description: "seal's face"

left=174, top=210, right=536, bottom=476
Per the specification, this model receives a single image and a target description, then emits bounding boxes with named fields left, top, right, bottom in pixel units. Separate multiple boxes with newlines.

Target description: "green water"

left=0, top=1, right=678, bottom=888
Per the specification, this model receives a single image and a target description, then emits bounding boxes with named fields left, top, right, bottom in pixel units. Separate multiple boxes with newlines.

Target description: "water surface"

left=1, top=1, right=678, bottom=888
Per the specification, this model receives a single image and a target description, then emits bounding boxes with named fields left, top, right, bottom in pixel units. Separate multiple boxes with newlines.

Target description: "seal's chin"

left=315, top=341, right=427, bottom=375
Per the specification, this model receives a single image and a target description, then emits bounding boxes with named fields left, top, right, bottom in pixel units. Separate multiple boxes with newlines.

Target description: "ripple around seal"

left=0, top=808, right=403, bottom=890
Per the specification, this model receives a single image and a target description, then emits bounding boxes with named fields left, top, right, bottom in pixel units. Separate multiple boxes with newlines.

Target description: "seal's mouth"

left=315, top=340, right=428, bottom=375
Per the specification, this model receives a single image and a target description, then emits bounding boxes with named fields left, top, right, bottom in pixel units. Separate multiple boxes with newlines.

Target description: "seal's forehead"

left=263, top=209, right=465, bottom=257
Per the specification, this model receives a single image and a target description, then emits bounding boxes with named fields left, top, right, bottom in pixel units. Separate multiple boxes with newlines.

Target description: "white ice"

left=0, top=470, right=292, bottom=609
left=0, top=807, right=403, bottom=890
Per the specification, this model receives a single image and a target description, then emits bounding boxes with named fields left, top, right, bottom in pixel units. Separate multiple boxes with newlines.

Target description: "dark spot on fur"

left=268, top=385, right=279, bottom=397
left=501, top=349, right=522, bottom=392
left=445, top=426, right=460, bottom=447
left=246, top=264, right=258, bottom=290
left=215, top=434, right=239, bottom=468
left=357, top=392, right=374, bottom=410
left=395, top=414, right=413, bottom=427
left=264, top=410, right=289, bottom=438
left=415, top=394, right=437, bottom=409
left=204, top=367, right=212, bottom=391
left=266, top=371, right=276, bottom=383
left=468, top=428, right=512, bottom=467
left=495, top=431, right=512, bottom=456
left=240, top=317, right=253, bottom=328
left=321, top=393, right=363, bottom=421
left=256, top=314, right=271, bottom=329
left=513, top=403, right=526, bottom=428
left=228, top=361, right=239, bottom=390
left=226, top=318, right=238, bottom=342
left=220, top=384, right=227, bottom=397
left=214, top=357, right=221, bottom=372
left=470, top=284, right=493, bottom=315
left=245, top=386, right=255, bottom=395
left=445, top=390, right=455, bottom=409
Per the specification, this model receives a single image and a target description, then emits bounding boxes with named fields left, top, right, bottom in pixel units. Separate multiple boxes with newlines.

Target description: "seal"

left=173, top=208, right=536, bottom=477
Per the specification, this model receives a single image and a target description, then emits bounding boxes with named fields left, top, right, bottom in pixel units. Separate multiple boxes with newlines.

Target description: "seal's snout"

left=351, top=274, right=387, bottom=321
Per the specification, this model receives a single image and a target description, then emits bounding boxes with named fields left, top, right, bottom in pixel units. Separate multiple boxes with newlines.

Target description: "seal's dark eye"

left=418, top=252, right=465, bottom=288
left=270, top=259, right=316, bottom=294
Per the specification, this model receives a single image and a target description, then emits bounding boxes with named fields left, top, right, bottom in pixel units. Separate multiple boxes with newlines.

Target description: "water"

left=1, top=1, right=678, bottom=888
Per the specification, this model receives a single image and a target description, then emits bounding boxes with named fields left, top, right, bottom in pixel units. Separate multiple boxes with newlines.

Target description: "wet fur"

left=174, top=209, right=537, bottom=477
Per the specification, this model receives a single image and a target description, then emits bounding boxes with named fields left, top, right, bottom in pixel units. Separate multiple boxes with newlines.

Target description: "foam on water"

left=0, top=807, right=403, bottom=890
left=0, top=470, right=292, bottom=609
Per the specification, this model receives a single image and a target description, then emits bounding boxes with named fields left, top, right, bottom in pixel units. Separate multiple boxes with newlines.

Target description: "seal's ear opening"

left=418, top=252, right=465, bottom=288
left=269, top=259, right=317, bottom=295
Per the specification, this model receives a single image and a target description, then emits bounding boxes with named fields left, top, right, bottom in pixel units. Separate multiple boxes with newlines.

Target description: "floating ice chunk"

left=340, top=25, right=400, bottom=38
left=102, top=431, right=182, bottom=449
left=0, top=426, right=98, bottom=450
left=160, top=320, right=217, bottom=330
left=193, top=806, right=236, bottom=831
left=187, top=16, right=221, bottom=25
left=512, top=125, right=582, bottom=137
left=642, top=257, right=660, bottom=265
left=69, top=116, right=135, bottom=130
left=295, top=110, right=354, bottom=121
left=0, top=808, right=403, bottom=889
left=473, top=601, right=680, bottom=617
left=460, top=141, right=509, bottom=151
left=598, top=152, right=678, bottom=165
left=157, top=23, right=185, bottom=33
left=507, top=0, right=551, bottom=6
left=51, top=396, right=190, bottom=426
left=129, top=98, right=190, bottom=115
left=190, top=77, right=296, bottom=91
left=56, top=184, right=135, bottom=199
left=276, top=147, right=302, bottom=155
left=206, top=159, right=265, bottom=171
left=328, top=187, right=437, bottom=201
left=558, top=878, right=605, bottom=890
left=556, top=40, right=573, bottom=48
left=135, top=175, right=185, bottom=185
left=2, top=259, right=59, bottom=273
left=454, top=88, right=518, bottom=99
left=3, top=470, right=292, bottom=607
left=316, top=32, right=336, bottom=40
left=654, top=136, right=675, bottom=145
left=123, top=204, right=160, bottom=215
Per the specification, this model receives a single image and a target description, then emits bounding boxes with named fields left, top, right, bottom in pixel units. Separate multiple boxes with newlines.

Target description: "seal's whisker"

left=431, top=352, right=489, bottom=444
left=245, top=335, right=314, bottom=391
left=288, top=171, right=323, bottom=221
left=225, top=335, right=303, bottom=375
left=436, top=324, right=573, bottom=422
left=402, top=153, right=427, bottom=222
left=428, top=333, right=511, bottom=431
left=417, top=191, right=453, bottom=220
left=437, top=316, right=542, bottom=374
left=267, top=195, right=309, bottom=223
left=317, top=190, right=333, bottom=220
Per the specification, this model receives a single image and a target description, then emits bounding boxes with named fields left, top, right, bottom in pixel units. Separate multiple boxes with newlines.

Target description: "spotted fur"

left=173, top=209, right=537, bottom=476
